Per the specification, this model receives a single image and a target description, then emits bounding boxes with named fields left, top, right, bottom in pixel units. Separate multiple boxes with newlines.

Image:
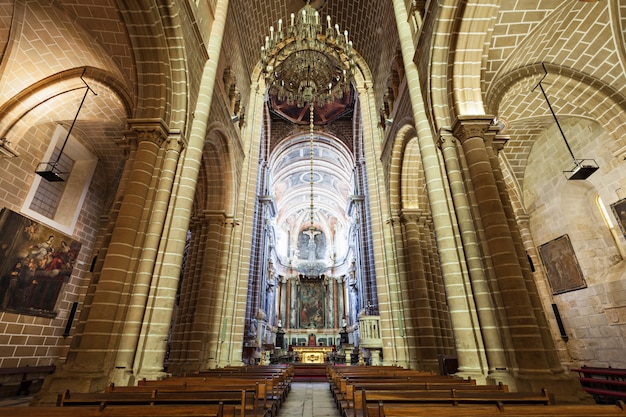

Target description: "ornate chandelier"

left=260, top=1, right=355, bottom=108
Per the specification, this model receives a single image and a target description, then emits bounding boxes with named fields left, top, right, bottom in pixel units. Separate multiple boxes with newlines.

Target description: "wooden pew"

left=57, top=387, right=261, bottom=417
left=329, top=368, right=451, bottom=402
left=0, top=404, right=225, bottom=417
left=338, top=381, right=507, bottom=415
left=355, top=388, right=554, bottom=417
left=374, top=402, right=626, bottom=417
left=332, top=374, right=473, bottom=408
left=138, top=376, right=282, bottom=416
left=193, top=367, right=292, bottom=398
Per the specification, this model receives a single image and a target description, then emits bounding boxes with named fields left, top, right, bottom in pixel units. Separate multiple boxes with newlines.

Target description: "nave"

left=2, top=364, right=626, bottom=417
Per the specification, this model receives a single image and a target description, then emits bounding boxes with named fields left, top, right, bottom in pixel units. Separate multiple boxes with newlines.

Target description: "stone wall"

left=524, top=117, right=626, bottom=369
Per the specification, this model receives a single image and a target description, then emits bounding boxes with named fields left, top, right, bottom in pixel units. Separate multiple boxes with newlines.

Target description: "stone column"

left=487, top=133, right=561, bottom=373
left=167, top=215, right=207, bottom=370
left=439, top=131, right=511, bottom=384
left=392, top=0, right=485, bottom=379
left=152, top=0, right=230, bottom=368
left=400, top=210, right=437, bottom=370
left=452, top=116, right=552, bottom=372
left=355, top=80, right=408, bottom=367
left=279, top=275, right=288, bottom=328
left=121, top=130, right=183, bottom=382
left=62, top=120, right=170, bottom=390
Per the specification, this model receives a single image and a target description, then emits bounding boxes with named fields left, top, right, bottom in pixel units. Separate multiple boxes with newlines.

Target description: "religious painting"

left=538, top=234, right=586, bottom=295
left=298, top=279, right=325, bottom=328
left=610, top=198, right=626, bottom=238
left=0, top=208, right=81, bottom=317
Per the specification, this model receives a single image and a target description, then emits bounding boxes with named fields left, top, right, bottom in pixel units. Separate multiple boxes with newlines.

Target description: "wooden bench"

left=0, top=364, right=56, bottom=396
left=329, top=368, right=449, bottom=401
left=332, top=374, right=473, bottom=408
left=0, top=404, right=225, bottom=417
left=136, top=376, right=279, bottom=416
left=193, top=367, right=292, bottom=398
left=352, top=388, right=554, bottom=417
left=374, top=401, right=626, bottom=417
left=57, top=387, right=265, bottom=417
left=338, top=381, right=507, bottom=415
left=574, top=367, right=626, bottom=404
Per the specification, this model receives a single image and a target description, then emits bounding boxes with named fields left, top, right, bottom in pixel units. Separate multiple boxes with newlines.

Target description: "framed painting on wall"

left=538, top=234, right=586, bottom=295
left=610, top=198, right=626, bottom=238
left=0, top=208, right=81, bottom=318
left=298, top=279, right=325, bottom=328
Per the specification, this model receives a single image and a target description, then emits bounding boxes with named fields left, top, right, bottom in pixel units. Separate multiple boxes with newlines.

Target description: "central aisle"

left=279, top=381, right=340, bottom=417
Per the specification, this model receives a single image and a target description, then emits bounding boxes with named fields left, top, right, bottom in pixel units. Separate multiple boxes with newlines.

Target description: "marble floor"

left=279, top=381, right=340, bottom=417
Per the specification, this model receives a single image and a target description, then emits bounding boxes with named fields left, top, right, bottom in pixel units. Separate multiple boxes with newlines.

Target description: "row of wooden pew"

left=327, top=365, right=626, bottom=417
left=0, top=364, right=293, bottom=417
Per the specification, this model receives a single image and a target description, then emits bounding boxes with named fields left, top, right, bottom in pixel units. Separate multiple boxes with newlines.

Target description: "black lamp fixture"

left=532, top=63, right=599, bottom=180
left=35, top=68, right=96, bottom=182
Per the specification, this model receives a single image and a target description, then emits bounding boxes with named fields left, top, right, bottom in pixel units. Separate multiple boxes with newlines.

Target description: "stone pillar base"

left=513, top=372, right=595, bottom=404
left=33, top=369, right=110, bottom=406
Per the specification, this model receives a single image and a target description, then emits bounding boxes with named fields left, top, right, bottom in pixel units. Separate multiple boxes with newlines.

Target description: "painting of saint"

left=538, top=234, right=586, bottom=295
left=298, top=280, right=325, bottom=328
left=0, top=209, right=81, bottom=317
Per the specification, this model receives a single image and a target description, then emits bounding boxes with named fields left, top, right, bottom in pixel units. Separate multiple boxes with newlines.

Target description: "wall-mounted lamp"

left=35, top=68, right=96, bottom=182
left=532, top=63, right=598, bottom=180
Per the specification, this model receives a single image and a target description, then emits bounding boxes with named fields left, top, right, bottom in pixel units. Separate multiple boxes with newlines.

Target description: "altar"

left=292, top=345, right=334, bottom=363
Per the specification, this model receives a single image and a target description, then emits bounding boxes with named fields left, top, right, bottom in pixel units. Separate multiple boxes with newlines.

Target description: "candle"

left=278, top=18, right=282, bottom=32
left=327, top=15, right=331, bottom=29
left=291, top=13, right=295, bottom=26
left=335, top=24, right=340, bottom=36
left=315, top=11, right=319, bottom=25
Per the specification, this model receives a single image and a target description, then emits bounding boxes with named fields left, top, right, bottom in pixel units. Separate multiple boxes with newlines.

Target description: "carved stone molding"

left=451, top=115, right=495, bottom=143
left=127, top=118, right=169, bottom=147
left=400, top=209, right=427, bottom=225
left=437, top=131, right=457, bottom=150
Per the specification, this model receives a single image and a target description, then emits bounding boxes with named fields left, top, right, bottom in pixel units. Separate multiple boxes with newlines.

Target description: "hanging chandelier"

left=295, top=103, right=328, bottom=278
left=260, top=1, right=355, bottom=108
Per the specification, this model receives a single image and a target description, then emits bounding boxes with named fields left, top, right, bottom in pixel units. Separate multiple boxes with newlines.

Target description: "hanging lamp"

left=35, top=68, right=97, bottom=182
left=532, top=63, right=598, bottom=180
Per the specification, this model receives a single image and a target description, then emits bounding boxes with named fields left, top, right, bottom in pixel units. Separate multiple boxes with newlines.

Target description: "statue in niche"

left=297, top=227, right=326, bottom=261
left=303, top=228, right=321, bottom=261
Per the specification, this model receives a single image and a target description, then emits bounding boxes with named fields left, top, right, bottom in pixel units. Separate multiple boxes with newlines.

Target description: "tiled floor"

left=279, top=381, right=340, bottom=417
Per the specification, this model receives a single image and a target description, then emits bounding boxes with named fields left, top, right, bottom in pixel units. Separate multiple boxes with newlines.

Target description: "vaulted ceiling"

left=2, top=0, right=623, bottom=225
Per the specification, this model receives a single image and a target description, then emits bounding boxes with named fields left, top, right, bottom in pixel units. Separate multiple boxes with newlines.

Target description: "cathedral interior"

left=0, top=0, right=626, bottom=404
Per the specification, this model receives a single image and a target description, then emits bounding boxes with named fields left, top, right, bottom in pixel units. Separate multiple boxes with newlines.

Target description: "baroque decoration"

left=261, top=0, right=355, bottom=277
left=260, top=1, right=355, bottom=108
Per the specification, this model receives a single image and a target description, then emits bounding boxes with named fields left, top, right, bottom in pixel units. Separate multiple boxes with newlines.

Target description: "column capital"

left=437, top=129, right=457, bottom=150
left=451, top=115, right=496, bottom=143
left=127, top=118, right=169, bottom=147
left=400, top=209, right=427, bottom=225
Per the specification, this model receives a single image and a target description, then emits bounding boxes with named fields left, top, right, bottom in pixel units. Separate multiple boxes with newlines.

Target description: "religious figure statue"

left=304, top=227, right=321, bottom=261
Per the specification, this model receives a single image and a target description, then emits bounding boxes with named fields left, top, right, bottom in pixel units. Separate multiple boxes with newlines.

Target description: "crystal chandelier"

left=260, top=1, right=355, bottom=108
